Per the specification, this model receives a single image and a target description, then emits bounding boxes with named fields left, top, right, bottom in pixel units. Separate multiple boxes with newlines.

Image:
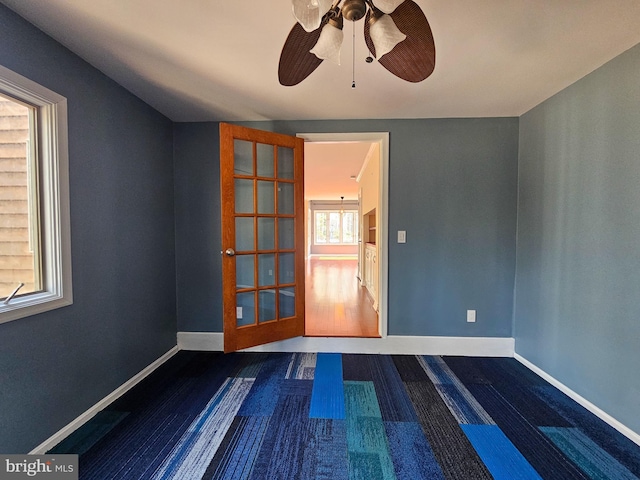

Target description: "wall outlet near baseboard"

left=467, top=310, right=476, bottom=322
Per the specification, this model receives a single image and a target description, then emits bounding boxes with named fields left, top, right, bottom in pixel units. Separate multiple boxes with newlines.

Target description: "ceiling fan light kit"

left=368, top=10, right=406, bottom=58
left=280, top=0, right=436, bottom=86
left=373, top=0, right=405, bottom=14
left=292, top=0, right=334, bottom=32
left=309, top=14, right=344, bottom=64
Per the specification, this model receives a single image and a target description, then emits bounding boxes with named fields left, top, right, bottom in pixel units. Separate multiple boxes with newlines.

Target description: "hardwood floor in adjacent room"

left=305, top=256, right=379, bottom=337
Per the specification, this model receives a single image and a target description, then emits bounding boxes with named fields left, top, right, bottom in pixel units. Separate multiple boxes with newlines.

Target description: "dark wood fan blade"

left=364, top=0, right=435, bottom=82
left=278, top=22, right=324, bottom=86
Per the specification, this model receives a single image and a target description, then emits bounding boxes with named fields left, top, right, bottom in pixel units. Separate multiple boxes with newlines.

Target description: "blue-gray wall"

left=174, top=123, right=222, bottom=332
left=515, top=44, right=640, bottom=433
left=0, top=5, right=177, bottom=452
left=174, top=118, right=519, bottom=337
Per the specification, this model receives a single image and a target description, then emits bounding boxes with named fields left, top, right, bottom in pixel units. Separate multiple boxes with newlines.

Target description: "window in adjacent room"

left=314, top=210, right=358, bottom=245
left=0, top=65, right=72, bottom=324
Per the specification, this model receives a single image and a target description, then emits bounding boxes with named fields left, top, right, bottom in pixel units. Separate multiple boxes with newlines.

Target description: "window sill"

left=0, top=293, right=73, bottom=325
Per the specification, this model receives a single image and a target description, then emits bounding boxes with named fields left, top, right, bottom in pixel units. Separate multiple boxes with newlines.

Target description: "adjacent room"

left=304, top=140, right=380, bottom=338
left=1, top=0, right=639, bottom=477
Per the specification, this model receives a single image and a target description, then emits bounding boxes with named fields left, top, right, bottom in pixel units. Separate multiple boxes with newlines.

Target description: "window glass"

left=315, top=212, right=328, bottom=244
left=329, top=213, right=340, bottom=243
left=313, top=210, right=359, bottom=245
left=342, top=212, right=356, bottom=243
left=0, top=94, right=41, bottom=298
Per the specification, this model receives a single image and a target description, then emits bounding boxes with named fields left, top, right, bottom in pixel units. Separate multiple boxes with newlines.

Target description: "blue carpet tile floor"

left=49, top=352, right=640, bottom=479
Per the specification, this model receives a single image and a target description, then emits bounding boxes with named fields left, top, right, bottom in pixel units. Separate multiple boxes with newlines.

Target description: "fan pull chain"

left=352, top=21, right=356, bottom=88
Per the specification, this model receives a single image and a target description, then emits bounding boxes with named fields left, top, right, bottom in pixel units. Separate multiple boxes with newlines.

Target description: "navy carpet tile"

left=49, top=352, right=640, bottom=480
left=534, top=385, right=640, bottom=477
left=48, top=411, right=129, bottom=456
left=384, top=420, right=444, bottom=480
left=343, top=354, right=417, bottom=423
left=404, top=380, right=493, bottom=479
left=204, top=415, right=270, bottom=479
left=465, top=383, right=588, bottom=480
left=540, top=427, right=638, bottom=480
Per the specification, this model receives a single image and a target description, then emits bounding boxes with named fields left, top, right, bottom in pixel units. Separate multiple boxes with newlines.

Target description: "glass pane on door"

left=257, top=218, right=275, bottom=250
left=236, top=217, right=254, bottom=251
left=279, top=253, right=295, bottom=284
left=235, top=179, right=254, bottom=214
left=257, top=180, right=275, bottom=214
left=236, top=255, right=255, bottom=289
left=257, top=143, right=275, bottom=178
left=258, top=254, right=275, bottom=286
left=234, top=139, right=253, bottom=176
left=277, top=147, right=294, bottom=179
left=259, top=290, right=276, bottom=323
left=278, top=218, right=295, bottom=250
left=279, top=287, right=295, bottom=318
left=236, top=291, right=255, bottom=327
left=236, top=292, right=256, bottom=327
left=277, top=182, right=294, bottom=214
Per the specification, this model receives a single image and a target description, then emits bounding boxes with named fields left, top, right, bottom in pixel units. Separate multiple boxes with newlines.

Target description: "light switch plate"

left=467, top=310, right=476, bottom=322
left=398, top=230, right=406, bottom=243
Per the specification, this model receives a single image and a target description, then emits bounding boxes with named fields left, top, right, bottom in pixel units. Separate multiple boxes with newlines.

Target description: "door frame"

left=298, top=131, right=389, bottom=338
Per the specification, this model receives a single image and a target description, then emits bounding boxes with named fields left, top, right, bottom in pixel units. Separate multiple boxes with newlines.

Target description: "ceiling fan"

left=279, top=0, right=436, bottom=86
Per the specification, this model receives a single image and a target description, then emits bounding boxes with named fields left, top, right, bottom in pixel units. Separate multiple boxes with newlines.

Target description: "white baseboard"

left=178, top=332, right=224, bottom=351
left=29, top=346, right=180, bottom=454
left=177, top=332, right=514, bottom=357
left=515, top=353, right=640, bottom=447
left=31, top=339, right=639, bottom=457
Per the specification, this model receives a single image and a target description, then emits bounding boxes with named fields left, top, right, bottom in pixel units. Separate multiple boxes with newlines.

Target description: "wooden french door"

left=220, top=123, right=305, bottom=352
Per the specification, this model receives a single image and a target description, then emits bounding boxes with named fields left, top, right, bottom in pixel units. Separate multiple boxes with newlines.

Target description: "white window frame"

left=0, top=65, right=73, bottom=324
left=313, top=209, right=359, bottom=246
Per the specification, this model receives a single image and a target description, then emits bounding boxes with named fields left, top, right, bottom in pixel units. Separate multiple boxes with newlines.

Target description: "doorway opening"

left=298, top=132, right=389, bottom=339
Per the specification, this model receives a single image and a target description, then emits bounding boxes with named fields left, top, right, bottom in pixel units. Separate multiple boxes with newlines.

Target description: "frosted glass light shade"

left=373, top=0, right=405, bottom=14
left=310, top=22, right=344, bottom=64
left=292, top=0, right=333, bottom=32
left=370, top=14, right=406, bottom=58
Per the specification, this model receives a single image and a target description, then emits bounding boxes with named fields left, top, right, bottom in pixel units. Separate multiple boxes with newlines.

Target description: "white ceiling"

left=304, top=142, right=375, bottom=201
left=2, top=0, right=639, bottom=122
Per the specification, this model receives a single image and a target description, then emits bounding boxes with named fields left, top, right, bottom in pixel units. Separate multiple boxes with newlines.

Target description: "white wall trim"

left=515, top=353, right=640, bottom=447
left=178, top=332, right=514, bottom=357
left=356, top=143, right=378, bottom=183
left=29, top=346, right=179, bottom=454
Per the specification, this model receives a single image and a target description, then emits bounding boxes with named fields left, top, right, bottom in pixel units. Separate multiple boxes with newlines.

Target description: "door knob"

left=225, top=248, right=235, bottom=257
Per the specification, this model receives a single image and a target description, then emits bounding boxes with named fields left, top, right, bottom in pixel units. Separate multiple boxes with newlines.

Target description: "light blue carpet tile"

left=310, top=353, right=345, bottom=419
left=462, top=424, right=543, bottom=480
